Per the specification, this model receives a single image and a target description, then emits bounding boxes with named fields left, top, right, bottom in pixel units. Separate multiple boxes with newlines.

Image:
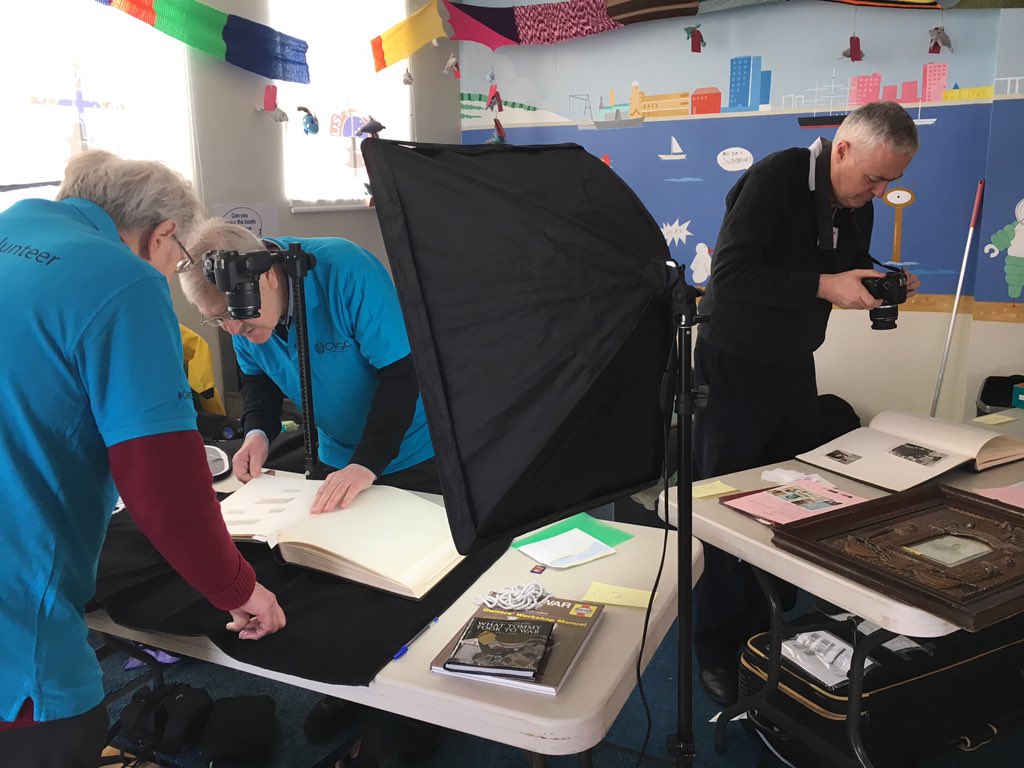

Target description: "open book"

left=219, top=474, right=463, bottom=599
left=797, top=410, right=1024, bottom=492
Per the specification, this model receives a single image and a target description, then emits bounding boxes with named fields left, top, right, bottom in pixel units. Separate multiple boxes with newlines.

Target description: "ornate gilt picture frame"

left=772, top=485, right=1024, bottom=631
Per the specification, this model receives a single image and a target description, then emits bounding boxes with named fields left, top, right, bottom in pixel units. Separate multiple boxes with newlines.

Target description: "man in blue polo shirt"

left=0, top=151, right=285, bottom=766
left=180, top=219, right=436, bottom=513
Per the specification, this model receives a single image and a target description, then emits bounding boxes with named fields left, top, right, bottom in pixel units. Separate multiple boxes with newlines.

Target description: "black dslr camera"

left=202, top=243, right=315, bottom=320
left=861, top=269, right=908, bottom=331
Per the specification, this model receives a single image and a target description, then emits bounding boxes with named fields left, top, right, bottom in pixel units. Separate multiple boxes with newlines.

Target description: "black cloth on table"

left=91, top=512, right=508, bottom=686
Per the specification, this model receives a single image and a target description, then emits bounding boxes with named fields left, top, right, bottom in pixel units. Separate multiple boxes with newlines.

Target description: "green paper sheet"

left=513, top=512, right=634, bottom=550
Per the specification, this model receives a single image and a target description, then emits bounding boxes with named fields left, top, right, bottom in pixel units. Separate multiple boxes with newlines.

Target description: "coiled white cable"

left=475, top=581, right=549, bottom=611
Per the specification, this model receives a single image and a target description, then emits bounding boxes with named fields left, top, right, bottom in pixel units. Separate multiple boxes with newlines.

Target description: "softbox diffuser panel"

left=363, top=140, right=671, bottom=554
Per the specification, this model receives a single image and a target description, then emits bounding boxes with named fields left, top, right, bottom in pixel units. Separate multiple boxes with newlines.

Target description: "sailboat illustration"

left=913, top=102, right=936, bottom=126
left=659, top=136, right=687, bottom=160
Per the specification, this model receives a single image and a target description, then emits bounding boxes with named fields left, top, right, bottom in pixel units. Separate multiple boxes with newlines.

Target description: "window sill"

left=289, top=201, right=373, bottom=214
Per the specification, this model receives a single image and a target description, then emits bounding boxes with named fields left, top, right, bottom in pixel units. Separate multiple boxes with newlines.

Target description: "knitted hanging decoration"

left=95, top=0, right=310, bottom=83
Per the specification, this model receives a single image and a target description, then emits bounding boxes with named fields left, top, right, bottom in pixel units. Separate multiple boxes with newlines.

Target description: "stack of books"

left=431, top=596, right=605, bottom=694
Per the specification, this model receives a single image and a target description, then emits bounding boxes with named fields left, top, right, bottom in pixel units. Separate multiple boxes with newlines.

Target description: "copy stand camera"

left=362, top=138, right=705, bottom=767
left=202, top=243, right=327, bottom=480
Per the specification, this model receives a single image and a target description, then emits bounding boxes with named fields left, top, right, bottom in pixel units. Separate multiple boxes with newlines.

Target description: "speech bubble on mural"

left=717, top=147, right=753, bottom=172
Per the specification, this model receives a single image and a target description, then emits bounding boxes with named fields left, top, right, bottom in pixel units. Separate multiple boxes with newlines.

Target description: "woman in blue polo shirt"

left=0, top=151, right=286, bottom=767
left=179, top=219, right=437, bottom=513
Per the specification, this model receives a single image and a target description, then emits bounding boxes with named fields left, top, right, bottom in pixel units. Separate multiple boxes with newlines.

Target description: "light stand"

left=202, top=242, right=327, bottom=481
left=666, top=263, right=708, bottom=768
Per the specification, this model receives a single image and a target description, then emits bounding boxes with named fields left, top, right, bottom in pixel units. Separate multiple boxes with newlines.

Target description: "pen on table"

left=393, top=617, right=439, bottom=660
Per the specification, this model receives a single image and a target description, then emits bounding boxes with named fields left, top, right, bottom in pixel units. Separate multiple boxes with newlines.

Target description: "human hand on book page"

left=311, top=463, right=377, bottom=513
left=226, top=582, right=286, bottom=640
left=234, top=431, right=270, bottom=483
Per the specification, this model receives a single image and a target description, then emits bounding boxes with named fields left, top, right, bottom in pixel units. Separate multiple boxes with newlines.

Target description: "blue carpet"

left=98, top=602, right=1024, bottom=768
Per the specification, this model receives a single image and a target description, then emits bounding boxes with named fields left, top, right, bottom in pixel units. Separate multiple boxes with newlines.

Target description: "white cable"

left=475, top=582, right=549, bottom=611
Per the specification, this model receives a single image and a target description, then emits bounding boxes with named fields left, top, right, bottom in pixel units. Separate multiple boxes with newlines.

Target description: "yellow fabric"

left=375, top=1, right=448, bottom=70
left=180, top=324, right=225, bottom=415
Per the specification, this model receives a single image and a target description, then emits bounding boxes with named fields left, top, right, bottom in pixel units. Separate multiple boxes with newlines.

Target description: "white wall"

left=177, top=0, right=460, bottom=411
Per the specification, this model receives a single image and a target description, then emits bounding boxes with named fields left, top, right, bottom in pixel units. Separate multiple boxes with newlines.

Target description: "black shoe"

left=699, top=666, right=738, bottom=706
left=304, top=696, right=360, bottom=743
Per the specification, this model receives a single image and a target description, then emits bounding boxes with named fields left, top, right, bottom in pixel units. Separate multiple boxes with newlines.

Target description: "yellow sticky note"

left=974, top=412, right=1018, bottom=425
left=692, top=480, right=737, bottom=498
left=584, top=581, right=655, bottom=608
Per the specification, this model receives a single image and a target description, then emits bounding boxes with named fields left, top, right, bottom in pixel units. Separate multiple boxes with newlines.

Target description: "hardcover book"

left=796, top=410, right=1024, bottom=492
left=218, top=474, right=463, bottom=600
left=443, top=617, right=554, bottom=678
left=431, top=597, right=605, bottom=694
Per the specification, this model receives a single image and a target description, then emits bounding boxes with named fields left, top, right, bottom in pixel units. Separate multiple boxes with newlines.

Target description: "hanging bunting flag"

left=511, top=0, right=621, bottom=45
left=442, top=0, right=520, bottom=51
left=95, top=0, right=309, bottom=83
left=372, top=0, right=449, bottom=72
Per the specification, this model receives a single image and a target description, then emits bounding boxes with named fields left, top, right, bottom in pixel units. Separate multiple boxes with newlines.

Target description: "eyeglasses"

left=173, top=234, right=198, bottom=274
left=200, top=310, right=234, bottom=328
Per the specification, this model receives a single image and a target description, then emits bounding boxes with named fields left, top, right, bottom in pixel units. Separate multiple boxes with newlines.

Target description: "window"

left=269, top=1, right=412, bottom=205
left=0, top=1, right=192, bottom=213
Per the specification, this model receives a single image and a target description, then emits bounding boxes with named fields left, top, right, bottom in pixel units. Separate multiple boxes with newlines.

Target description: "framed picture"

left=771, top=485, right=1024, bottom=631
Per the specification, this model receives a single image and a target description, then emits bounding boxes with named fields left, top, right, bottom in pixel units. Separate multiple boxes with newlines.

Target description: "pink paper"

left=723, top=480, right=867, bottom=526
left=978, top=485, right=1024, bottom=509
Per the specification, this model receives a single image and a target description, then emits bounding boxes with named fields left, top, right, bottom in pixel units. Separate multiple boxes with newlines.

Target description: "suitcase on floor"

left=738, top=611, right=1024, bottom=767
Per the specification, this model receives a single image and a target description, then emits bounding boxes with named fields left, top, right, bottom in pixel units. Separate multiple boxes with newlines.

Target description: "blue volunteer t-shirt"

left=0, top=198, right=198, bottom=722
left=234, top=237, right=433, bottom=473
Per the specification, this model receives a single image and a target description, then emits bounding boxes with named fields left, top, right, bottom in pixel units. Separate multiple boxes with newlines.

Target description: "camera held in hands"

left=861, top=269, right=908, bottom=331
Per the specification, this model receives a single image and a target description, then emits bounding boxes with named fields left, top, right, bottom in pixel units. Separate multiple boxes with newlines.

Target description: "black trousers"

left=0, top=702, right=108, bottom=768
left=692, top=339, right=819, bottom=670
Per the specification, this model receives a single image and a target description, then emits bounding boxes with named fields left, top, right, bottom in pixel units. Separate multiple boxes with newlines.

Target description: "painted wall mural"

left=457, top=3, right=1024, bottom=321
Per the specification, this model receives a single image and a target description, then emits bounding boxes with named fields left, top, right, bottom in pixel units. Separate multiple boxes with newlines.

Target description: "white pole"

left=931, top=180, right=985, bottom=417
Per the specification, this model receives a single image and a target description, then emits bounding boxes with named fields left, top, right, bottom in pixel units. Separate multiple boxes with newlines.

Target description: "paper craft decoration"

left=95, top=0, right=309, bottom=83
left=844, top=35, right=864, bottom=62
left=796, top=410, right=1024, bottom=492
left=685, top=25, right=705, bottom=53
left=772, top=485, right=1024, bottom=631
left=928, top=25, right=954, bottom=54
left=371, top=0, right=449, bottom=72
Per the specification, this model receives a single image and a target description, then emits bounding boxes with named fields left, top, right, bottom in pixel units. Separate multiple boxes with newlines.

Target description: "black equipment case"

left=739, top=612, right=1024, bottom=767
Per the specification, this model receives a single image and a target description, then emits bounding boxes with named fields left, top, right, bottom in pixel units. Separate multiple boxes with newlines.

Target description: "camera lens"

left=226, top=281, right=261, bottom=319
left=869, top=304, right=898, bottom=330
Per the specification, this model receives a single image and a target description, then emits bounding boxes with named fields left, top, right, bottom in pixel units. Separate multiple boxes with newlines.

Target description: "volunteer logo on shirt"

left=314, top=340, right=353, bottom=354
left=177, top=388, right=193, bottom=401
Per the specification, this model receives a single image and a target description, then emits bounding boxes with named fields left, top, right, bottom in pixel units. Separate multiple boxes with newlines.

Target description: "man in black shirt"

left=693, top=101, right=921, bottom=704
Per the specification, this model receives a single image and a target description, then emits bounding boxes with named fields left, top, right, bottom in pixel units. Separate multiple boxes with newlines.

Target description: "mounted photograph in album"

left=363, top=139, right=673, bottom=553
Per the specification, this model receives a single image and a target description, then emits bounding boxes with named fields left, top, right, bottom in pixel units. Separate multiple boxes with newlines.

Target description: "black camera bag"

left=120, top=682, right=213, bottom=757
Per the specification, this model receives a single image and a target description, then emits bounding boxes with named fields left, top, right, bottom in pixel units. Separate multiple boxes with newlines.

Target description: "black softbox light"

left=363, top=140, right=672, bottom=554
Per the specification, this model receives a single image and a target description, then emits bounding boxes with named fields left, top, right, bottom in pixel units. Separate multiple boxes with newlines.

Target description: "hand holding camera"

left=861, top=269, right=909, bottom=330
left=817, top=268, right=888, bottom=310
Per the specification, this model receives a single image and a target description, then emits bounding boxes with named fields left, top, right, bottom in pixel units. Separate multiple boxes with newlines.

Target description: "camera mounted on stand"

left=202, top=242, right=326, bottom=480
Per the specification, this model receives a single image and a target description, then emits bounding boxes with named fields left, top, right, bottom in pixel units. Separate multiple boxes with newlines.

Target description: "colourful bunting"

left=95, top=0, right=310, bottom=83
left=371, top=0, right=449, bottom=72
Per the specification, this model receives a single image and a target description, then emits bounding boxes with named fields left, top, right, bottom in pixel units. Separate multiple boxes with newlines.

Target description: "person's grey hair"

left=178, top=218, right=264, bottom=307
left=56, top=149, right=205, bottom=242
left=835, top=101, right=919, bottom=155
